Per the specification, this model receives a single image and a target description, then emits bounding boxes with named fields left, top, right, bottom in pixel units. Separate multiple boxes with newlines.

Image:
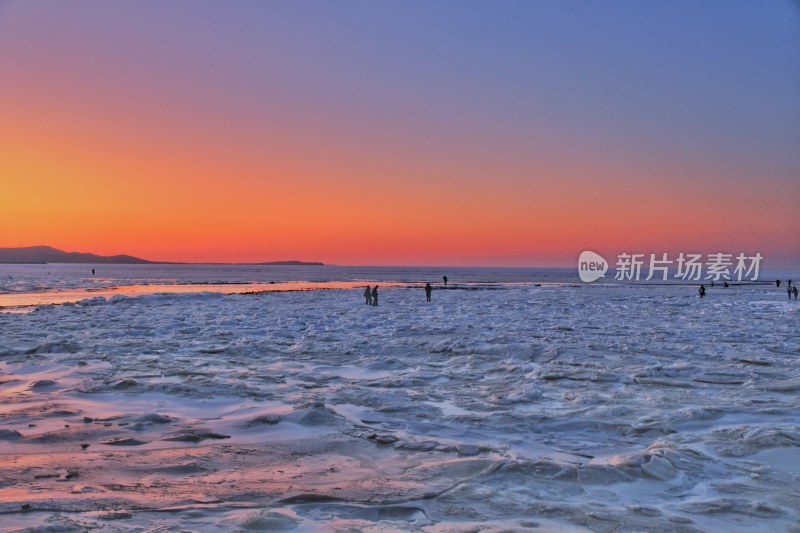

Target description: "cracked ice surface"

left=1, top=276, right=799, bottom=532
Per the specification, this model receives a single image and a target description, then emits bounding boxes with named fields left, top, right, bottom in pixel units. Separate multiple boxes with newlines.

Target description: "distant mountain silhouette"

left=0, top=246, right=153, bottom=264
left=0, top=246, right=324, bottom=265
left=252, top=261, right=324, bottom=266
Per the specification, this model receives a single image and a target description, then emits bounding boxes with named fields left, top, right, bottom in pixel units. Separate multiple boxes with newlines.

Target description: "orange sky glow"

left=1, top=2, right=798, bottom=266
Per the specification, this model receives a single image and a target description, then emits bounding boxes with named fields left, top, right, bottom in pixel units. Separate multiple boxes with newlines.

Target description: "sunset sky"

left=1, top=1, right=798, bottom=266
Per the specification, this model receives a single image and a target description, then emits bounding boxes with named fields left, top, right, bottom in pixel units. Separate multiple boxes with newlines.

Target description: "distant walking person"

left=699, top=284, right=706, bottom=298
left=92, top=269, right=95, bottom=275
left=776, top=279, right=781, bottom=287
left=443, top=275, right=448, bottom=285
left=363, top=285, right=372, bottom=305
left=425, top=282, right=432, bottom=302
left=371, top=286, right=379, bottom=306
left=793, top=286, right=798, bottom=300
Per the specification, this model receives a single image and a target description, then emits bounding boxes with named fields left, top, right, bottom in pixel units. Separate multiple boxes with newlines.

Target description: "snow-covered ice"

left=1, top=265, right=799, bottom=531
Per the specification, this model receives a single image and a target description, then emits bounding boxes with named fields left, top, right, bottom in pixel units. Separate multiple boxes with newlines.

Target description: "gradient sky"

left=1, top=1, right=798, bottom=266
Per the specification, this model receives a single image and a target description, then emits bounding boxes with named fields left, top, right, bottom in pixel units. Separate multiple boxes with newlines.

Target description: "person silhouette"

left=364, top=285, right=372, bottom=305
left=92, top=269, right=95, bottom=275
left=425, top=282, right=432, bottom=302
left=443, top=275, right=448, bottom=285
left=793, top=286, right=798, bottom=300
left=776, top=279, right=781, bottom=287
left=371, top=286, right=378, bottom=306
left=699, top=284, right=706, bottom=298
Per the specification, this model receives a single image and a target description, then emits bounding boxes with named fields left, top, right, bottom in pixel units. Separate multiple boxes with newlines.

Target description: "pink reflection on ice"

left=0, top=281, right=413, bottom=311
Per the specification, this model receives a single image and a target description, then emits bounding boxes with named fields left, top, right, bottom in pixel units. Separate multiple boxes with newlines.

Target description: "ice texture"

left=1, top=267, right=799, bottom=531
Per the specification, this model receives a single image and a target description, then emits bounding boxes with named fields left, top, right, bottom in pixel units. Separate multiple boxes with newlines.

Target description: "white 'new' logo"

left=578, top=251, right=608, bottom=282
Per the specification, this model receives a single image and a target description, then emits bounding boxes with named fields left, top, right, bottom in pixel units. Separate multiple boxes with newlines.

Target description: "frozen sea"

left=1, top=264, right=799, bottom=532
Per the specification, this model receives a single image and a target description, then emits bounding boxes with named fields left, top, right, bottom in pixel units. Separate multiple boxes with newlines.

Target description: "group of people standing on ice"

left=700, top=278, right=798, bottom=299
left=363, top=285, right=379, bottom=306
left=364, top=275, right=448, bottom=306
left=424, top=275, right=448, bottom=302
left=777, top=279, right=798, bottom=300
left=698, top=282, right=727, bottom=297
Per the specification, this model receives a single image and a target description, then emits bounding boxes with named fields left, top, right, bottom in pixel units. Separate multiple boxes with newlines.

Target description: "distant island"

left=252, top=261, right=324, bottom=266
left=0, top=246, right=323, bottom=266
